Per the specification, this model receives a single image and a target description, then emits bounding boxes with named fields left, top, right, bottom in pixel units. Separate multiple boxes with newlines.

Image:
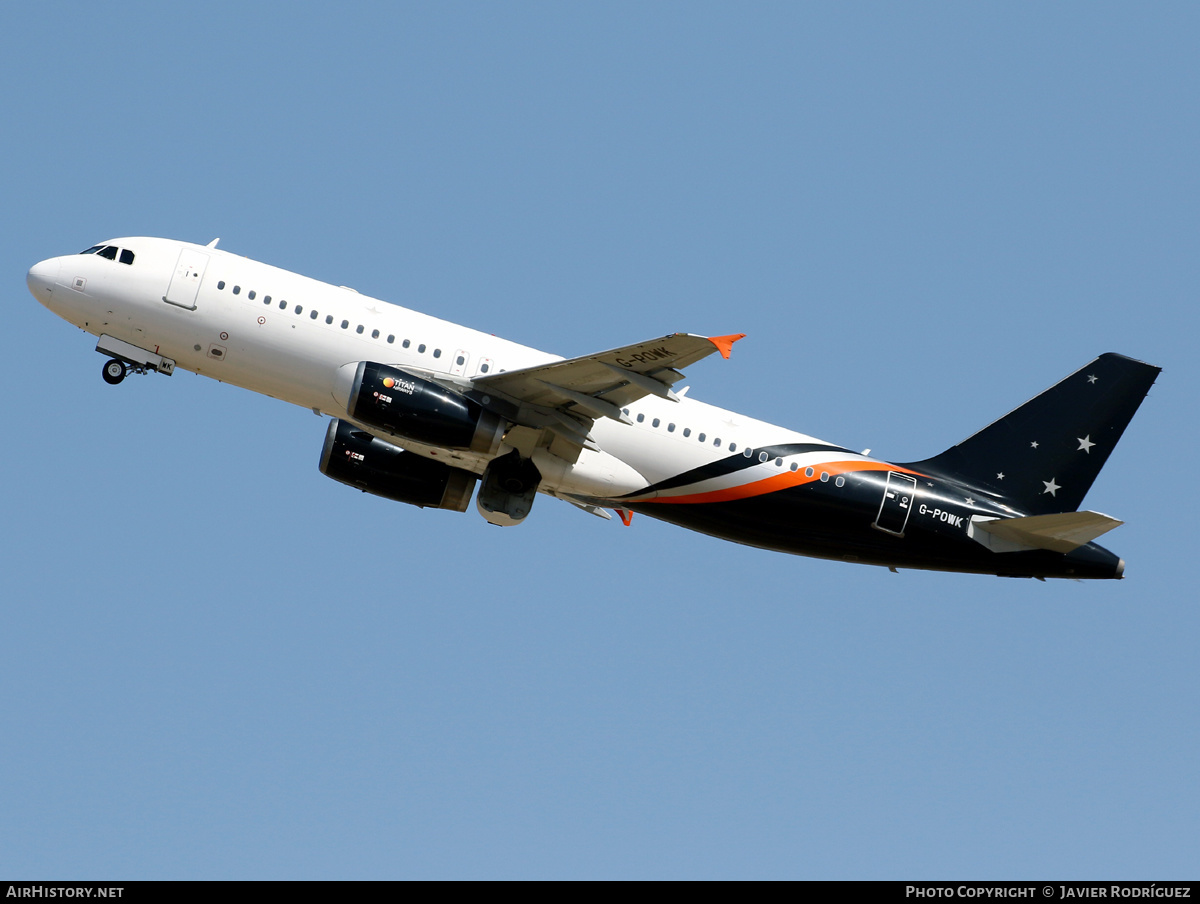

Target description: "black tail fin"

left=906, top=353, right=1160, bottom=514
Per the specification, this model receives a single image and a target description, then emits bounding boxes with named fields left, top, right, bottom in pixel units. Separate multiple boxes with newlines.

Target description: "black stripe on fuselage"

left=620, top=441, right=855, bottom=498
left=626, top=483, right=1123, bottom=579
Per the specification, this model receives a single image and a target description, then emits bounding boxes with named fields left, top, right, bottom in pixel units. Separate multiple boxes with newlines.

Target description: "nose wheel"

left=95, top=337, right=174, bottom=381
left=102, top=358, right=127, bottom=385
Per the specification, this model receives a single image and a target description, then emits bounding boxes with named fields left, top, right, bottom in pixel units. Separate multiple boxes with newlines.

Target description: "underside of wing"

left=467, top=332, right=744, bottom=451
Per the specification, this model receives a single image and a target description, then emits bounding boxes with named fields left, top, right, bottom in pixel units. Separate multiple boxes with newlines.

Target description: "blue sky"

left=2, top=2, right=1196, bottom=879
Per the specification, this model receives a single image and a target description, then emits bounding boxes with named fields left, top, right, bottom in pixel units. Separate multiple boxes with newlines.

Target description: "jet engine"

left=319, top=418, right=477, bottom=511
left=333, top=361, right=505, bottom=454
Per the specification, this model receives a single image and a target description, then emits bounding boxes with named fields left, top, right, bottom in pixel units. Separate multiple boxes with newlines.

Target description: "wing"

left=467, top=332, right=744, bottom=452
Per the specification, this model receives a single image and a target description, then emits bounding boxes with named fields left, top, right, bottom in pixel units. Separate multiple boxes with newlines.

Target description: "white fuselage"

left=27, top=236, right=870, bottom=505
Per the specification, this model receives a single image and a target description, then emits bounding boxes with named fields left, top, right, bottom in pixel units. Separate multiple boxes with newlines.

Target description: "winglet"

left=616, top=508, right=634, bottom=526
left=707, top=333, right=746, bottom=360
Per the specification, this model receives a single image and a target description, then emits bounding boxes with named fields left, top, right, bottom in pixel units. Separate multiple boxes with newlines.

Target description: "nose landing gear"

left=100, top=357, right=157, bottom=385
left=102, top=359, right=127, bottom=385
left=94, top=334, right=176, bottom=385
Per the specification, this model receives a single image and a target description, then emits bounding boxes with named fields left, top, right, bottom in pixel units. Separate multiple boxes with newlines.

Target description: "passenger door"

left=163, top=248, right=209, bottom=310
left=873, top=472, right=917, bottom=536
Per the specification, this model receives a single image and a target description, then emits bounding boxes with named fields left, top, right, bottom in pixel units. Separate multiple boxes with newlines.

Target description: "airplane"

left=26, top=236, right=1161, bottom=580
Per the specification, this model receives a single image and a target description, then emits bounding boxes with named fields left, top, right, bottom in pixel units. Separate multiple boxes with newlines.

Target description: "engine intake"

left=333, top=361, right=504, bottom=454
left=319, top=418, right=476, bottom=511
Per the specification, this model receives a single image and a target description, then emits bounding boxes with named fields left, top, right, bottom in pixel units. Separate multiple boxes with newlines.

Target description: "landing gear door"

left=163, top=248, right=209, bottom=310
left=873, top=472, right=917, bottom=536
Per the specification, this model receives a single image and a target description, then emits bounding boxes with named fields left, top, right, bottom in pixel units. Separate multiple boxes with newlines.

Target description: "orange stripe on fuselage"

left=643, top=460, right=925, bottom=505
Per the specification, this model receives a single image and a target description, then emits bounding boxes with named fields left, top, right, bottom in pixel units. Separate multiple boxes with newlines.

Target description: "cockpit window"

left=79, top=244, right=133, bottom=263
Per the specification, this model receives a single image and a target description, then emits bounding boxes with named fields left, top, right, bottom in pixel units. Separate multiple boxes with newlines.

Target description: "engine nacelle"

left=319, top=418, right=476, bottom=511
left=332, top=361, right=505, bottom=454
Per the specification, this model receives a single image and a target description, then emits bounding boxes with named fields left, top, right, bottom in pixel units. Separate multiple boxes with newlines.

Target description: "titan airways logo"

left=615, top=347, right=675, bottom=368
left=381, top=376, right=416, bottom=395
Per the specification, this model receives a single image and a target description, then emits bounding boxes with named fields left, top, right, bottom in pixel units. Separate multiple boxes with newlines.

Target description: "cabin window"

left=310, top=310, right=318, bottom=320
left=683, top=428, right=691, bottom=437
left=387, top=335, right=395, bottom=344
left=456, top=355, right=465, bottom=366
left=264, top=295, right=271, bottom=304
left=743, top=448, right=753, bottom=458
left=372, top=329, right=380, bottom=339
left=835, top=476, right=845, bottom=487
left=637, top=413, right=645, bottom=423
left=356, top=325, right=364, bottom=334
left=713, top=438, right=721, bottom=447
left=326, top=315, right=334, bottom=325
left=295, top=305, right=303, bottom=315
left=820, top=472, right=829, bottom=482
left=652, top=418, right=660, bottom=428
left=233, top=285, right=241, bottom=295
left=248, top=290, right=256, bottom=300
left=279, top=300, right=286, bottom=309
left=760, top=452, right=769, bottom=463
left=480, top=363, right=489, bottom=373
left=805, top=467, right=814, bottom=478
left=418, top=344, right=426, bottom=353
left=775, top=458, right=783, bottom=467
left=698, top=433, right=706, bottom=442
left=433, top=349, right=442, bottom=358
left=217, top=281, right=225, bottom=290
left=790, top=463, right=799, bottom=472
left=119, top=249, right=135, bottom=265
left=402, top=339, right=411, bottom=349
left=729, top=443, right=737, bottom=452
left=341, top=320, right=349, bottom=329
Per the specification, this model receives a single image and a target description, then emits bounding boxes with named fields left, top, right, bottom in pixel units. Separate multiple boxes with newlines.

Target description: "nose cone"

left=26, top=257, right=60, bottom=302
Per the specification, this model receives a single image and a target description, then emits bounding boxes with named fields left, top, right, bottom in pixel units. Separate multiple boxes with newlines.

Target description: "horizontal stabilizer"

left=970, top=511, right=1123, bottom=554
